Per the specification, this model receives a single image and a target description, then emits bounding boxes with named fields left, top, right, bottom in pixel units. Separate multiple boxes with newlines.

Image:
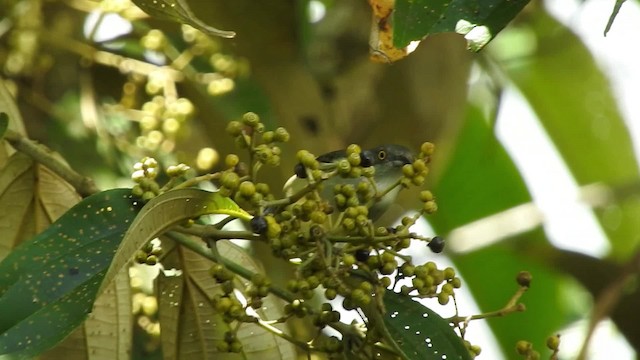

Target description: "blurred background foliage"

left=1, top=0, right=639, bottom=358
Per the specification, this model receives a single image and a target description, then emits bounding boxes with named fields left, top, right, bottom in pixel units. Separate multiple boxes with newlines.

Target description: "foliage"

left=0, top=0, right=638, bottom=360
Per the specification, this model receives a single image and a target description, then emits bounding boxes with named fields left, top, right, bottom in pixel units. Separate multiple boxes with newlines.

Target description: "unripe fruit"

left=226, top=121, right=243, bottom=136
left=515, top=340, right=531, bottom=355
left=242, top=112, right=260, bottom=127
left=437, top=292, right=449, bottom=305
left=274, top=127, right=290, bottom=142
left=517, top=271, right=532, bottom=288
left=546, top=334, right=560, bottom=351
left=238, top=181, right=256, bottom=197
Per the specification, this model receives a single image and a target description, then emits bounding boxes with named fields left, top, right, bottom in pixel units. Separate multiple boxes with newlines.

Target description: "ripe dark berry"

left=354, top=249, right=370, bottom=262
left=294, top=163, right=307, bottom=178
left=251, top=216, right=268, bottom=234
left=427, top=236, right=445, bottom=253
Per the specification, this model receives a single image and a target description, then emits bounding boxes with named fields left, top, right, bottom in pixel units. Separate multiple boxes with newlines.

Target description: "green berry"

left=346, top=144, right=361, bottom=155
left=380, top=262, right=398, bottom=275
left=413, top=159, right=427, bottom=173
left=337, top=159, right=351, bottom=175
left=419, top=190, right=434, bottom=202
left=226, top=121, right=243, bottom=136
left=347, top=152, right=361, bottom=167
left=242, top=112, right=260, bottom=127
left=441, top=283, right=454, bottom=295
left=343, top=254, right=356, bottom=267
left=220, top=171, right=240, bottom=189
left=546, top=334, right=560, bottom=351
left=443, top=267, right=456, bottom=280
left=262, top=131, right=274, bottom=143
left=274, top=127, right=290, bottom=142
left=437, top=292, right=449, bottom=305
left=515, top=340, right=532, bottom=356
left=132, top=185, right=144, bottom=197
left=402, top=164, right=414, bottom=178
left=225, top=154, right=239, bottom=168
left=423, top=200, right=438, bottom=214
left=142, top=191, right=156, bottom=202
left=238, top=181, right=256, bottom=197
left=420, top=142, right=435, bottom=156
left=325, top=288, right=337, bottom=300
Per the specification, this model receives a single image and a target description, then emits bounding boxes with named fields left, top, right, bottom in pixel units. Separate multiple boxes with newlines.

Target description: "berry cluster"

left=134, top=241, right=162, bottom=266
left=400, top=262, right=462, bottom=305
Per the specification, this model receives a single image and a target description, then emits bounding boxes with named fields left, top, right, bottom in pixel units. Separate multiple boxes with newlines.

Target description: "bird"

left=283, top=144, right=414, bottom=222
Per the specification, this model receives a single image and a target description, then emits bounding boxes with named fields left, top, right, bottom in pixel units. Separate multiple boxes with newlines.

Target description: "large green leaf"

left=383, top=290, right=471, bottom=360
left=393, top=0, right=530, bottom=50
left=99, top=188, right=252, bottom=295
left=429, top=106, right=566, bottom=356
left=0, top=189, right=142, bottom=358
left=496, top=9, right=640, bottom=259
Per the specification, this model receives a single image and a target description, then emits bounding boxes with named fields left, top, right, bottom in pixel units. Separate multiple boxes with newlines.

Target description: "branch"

left=3, top=129, right=100, bottom=196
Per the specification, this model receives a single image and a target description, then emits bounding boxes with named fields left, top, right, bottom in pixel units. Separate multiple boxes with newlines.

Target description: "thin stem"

left=448, top=285, right=528, bottom=324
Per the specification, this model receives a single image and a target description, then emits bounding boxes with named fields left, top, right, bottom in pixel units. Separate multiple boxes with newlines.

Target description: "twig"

left=3, top=129, right=100, bottom=196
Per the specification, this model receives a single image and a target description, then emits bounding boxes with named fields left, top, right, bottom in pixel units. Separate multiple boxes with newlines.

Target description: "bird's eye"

left=377, top=150, right=386, bottom=160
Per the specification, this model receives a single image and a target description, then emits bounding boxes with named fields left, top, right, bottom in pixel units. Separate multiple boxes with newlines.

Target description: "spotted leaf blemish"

left=0, top=189, right=142, bottom=358
left=383, top=290, right=471, bottom=360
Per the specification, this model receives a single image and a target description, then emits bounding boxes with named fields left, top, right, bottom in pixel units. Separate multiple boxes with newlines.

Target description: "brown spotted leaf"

left=157, top=238, right=295, bottom=360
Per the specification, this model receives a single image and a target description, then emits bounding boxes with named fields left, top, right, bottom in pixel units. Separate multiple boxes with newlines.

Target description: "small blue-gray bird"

left=284, top=144, right=414, bottom=221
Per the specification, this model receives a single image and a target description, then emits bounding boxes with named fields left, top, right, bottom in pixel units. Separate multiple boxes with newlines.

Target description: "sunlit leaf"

left=393, top=0, right=530, bottom=50
left=0, top=189, right=141, bottom=358
left=132, top=0, right=235, bottom=38
left=383, top=290, right=471, bottom=360
left=100, top=188, right=251, bottom=296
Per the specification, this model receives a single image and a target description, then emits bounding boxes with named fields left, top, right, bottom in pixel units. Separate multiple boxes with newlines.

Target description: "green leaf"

left=99, top=188, right=251, bottom=295
left=604, top=0, right=627, bottom=36
left=429, top=106, right=566, bottom=355
left=0, top=189, right=142, bottom=358
left=498, top=9, right=640, bottom=258
left=393, top=0, right=530, bottom=50
left=132, top=0, right=236, bottom=38
left=383, top=290, right=471, bottom=360
left=0, top=113, right=7, bottom=139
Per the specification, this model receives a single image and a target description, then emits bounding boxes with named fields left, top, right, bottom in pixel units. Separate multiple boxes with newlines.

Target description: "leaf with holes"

left=393, top=0, right=529, bottom=51
left=0, top=189, right=142, bottom=358
left=132, top=0, right=235, bottom=38
left=383, top=290, right=471, bottom=360
left=99, top=188, right=252, bottom=295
